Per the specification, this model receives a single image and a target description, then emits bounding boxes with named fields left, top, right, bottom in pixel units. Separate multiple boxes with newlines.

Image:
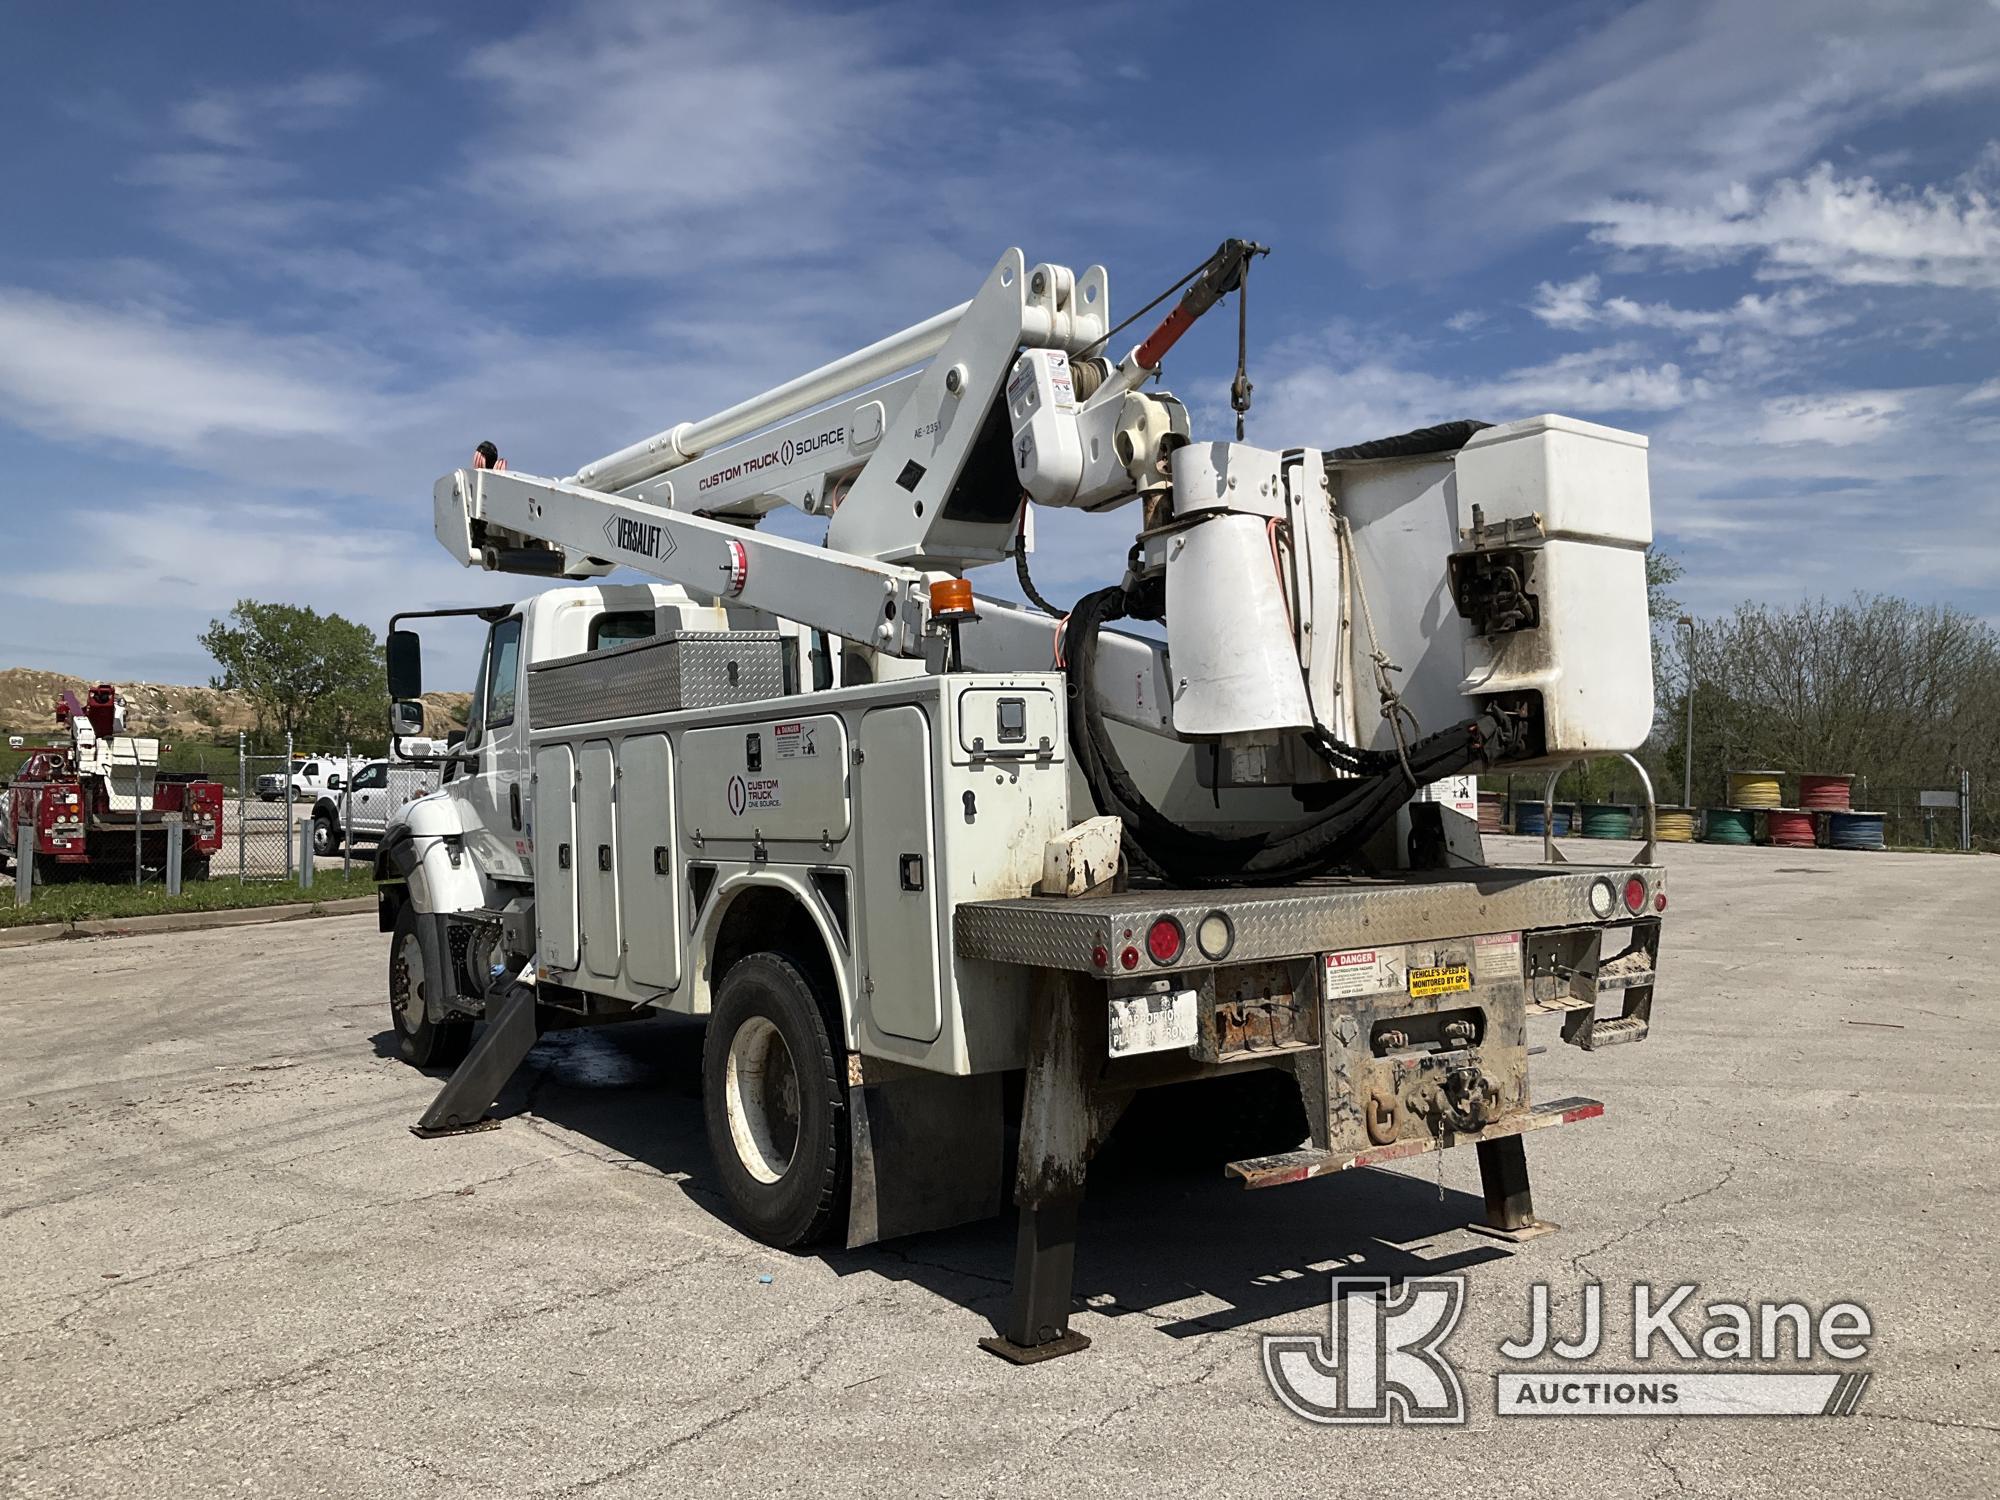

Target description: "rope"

left=1079, top=256, right=1210, bottom=361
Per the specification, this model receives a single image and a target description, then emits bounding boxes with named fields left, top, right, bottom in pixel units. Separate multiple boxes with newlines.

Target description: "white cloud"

left=1334, top=0, right=2000, bottom=275
left=171, top=70, right=373, bottom=149
left=1959, top=377, right=2000, bottom=406
left=458, top=0, right=925, bottom=273
left=1586, top=163, right=2000, bottom=289
left=0, top=289, right=377, bottom=455
left=1529, top=274, right=1845, bottom=336
left=1754, top=390, right=1909, bottom=447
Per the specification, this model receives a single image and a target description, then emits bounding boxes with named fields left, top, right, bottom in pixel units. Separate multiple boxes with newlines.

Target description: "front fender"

left=377, top=790, right=488, bottom=918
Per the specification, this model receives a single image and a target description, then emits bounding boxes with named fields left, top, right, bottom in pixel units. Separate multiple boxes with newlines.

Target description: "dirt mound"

left=0, top=669, right=469, bottom=743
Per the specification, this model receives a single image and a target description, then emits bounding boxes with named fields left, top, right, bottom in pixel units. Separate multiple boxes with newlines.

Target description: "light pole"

left=1677, top=614, right=1695, bottom=808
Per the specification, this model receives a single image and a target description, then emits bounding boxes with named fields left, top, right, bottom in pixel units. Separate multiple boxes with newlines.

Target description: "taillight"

left=1146, top=916, right=1184, bottom=966
left=1119, top=946, right=1140, bottom=971
left=1654, top=891, right=1668, bottom=912
left=1623, top=876, right=1648, bottom=914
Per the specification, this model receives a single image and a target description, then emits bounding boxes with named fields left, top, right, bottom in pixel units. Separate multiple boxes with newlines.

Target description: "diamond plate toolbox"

left=529, top=631, right=794, bottom=730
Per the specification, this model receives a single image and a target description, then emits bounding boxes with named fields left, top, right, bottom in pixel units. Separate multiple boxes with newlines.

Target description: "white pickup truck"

left=310, top=760, right=441, bottom=855
left=258, top=756, right=357, bottom=803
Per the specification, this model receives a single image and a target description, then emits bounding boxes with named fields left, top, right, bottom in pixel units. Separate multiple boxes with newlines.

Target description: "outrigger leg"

left=1468, top=1133, right=1558, bottom=1243
left=981, top=969, right=1103, bottom=1363
left=411, top=980, right=539, bottom=1138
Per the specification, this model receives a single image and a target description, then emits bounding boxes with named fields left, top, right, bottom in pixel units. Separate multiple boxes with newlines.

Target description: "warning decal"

left=1324, top=948, right=1397, bottom=1000
left=1408, top=963, right=1472, bottom=999
left=773, top=722, right=818, bottom=759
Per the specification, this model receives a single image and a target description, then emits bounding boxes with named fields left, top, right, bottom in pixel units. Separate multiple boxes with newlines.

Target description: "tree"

left=1646, top=594, right=2000, bottom=846
left=199, top=601, right=384, bottom=748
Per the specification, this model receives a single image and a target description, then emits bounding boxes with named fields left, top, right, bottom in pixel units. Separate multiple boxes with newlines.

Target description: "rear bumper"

left=1227, top=1095, right=1603, bottom=1189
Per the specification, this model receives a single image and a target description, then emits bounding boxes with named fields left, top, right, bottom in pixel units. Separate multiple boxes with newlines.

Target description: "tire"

left=312, top=810, right=341, bottom=855
left=388, top=902, right=473, bottom=1068
left=702, top=952, right=846, bottom=1248
left=184, top=854, right=212, bottom=883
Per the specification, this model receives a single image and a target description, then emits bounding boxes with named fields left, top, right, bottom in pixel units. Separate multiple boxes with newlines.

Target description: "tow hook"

left=1429, top=1067, right=1500, bottom=1133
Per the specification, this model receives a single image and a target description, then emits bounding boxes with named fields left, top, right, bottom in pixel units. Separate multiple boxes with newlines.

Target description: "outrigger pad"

left=410, top=982, right=539, bottom=1137
left=979, top=1330, right=1092, bottom=1364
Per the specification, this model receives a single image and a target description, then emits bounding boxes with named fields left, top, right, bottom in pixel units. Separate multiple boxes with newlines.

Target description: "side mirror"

left=327, top=775, right=343, bottom=790
left=386, top=630, right=423, bottom=700
left=389, top=700, right=426, bottom=738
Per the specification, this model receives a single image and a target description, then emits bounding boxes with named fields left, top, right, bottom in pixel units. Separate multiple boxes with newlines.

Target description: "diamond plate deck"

left=952, top=865, right=1664, bottom=972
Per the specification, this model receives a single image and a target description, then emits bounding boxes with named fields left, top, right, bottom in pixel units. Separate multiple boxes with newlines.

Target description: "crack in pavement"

left=1567, top=1161, right=1739, bottom=1285
left=3, top=1148, right=595, bottom=1353
left=547, top=1284, right=910, bottom=1496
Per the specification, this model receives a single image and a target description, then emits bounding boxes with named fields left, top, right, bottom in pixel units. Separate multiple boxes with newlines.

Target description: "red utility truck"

left=0, top=685, right=224, bottom=883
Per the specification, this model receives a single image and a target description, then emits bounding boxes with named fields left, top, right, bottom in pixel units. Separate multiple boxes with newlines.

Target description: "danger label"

left=1475, top=930, right=1523, bottom=979
left=1408, top=963, right=1472, bottom=999
left=773, top=722, right=818, bottom=760
left=1324, top=948, right=1396, bottom=1000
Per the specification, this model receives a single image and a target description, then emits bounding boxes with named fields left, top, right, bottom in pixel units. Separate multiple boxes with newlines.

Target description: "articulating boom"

left=434, top=243, right=1657, bottom=878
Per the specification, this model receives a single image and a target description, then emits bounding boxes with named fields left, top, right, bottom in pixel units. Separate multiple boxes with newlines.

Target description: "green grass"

left=1, top=868, right=378, bottom=928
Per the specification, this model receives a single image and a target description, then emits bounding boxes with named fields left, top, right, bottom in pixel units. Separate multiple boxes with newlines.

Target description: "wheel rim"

left=313, top=822, right=329, bottom=853
left=391, top=931, right=425, bottom=1035
left=723, top=1015, right=801, bottom=1185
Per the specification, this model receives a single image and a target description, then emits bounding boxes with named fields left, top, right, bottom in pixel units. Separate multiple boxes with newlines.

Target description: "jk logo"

left=1263, top=1276, right=1467, bottom=1424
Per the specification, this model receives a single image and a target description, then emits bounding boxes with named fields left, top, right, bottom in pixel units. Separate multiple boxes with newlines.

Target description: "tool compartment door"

left=616, top=733, right=680, bottom=990
left=533, top=744, right=578, bottom=972
left=578, top=738, right=621, bottom=980
left=855, top=706, right=941, bottom=1043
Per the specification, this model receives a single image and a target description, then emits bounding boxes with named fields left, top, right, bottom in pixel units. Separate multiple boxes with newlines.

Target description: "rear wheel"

left=184, top=854, right=212, bottom=883
left=388, top=902, right=473, bottom=1068
left=702, top=952, right=846, bottom=1247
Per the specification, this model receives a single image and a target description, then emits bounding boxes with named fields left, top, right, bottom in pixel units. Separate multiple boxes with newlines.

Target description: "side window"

left=590, top=611, right=655, bottom=651
left=354, top=764, right=387, bottom=791
left=485, top=617, right=524, bottom=728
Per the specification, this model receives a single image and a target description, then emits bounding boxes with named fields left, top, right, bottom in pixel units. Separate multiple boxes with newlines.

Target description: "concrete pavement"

left=2, top=838, right=1995, bottom=1496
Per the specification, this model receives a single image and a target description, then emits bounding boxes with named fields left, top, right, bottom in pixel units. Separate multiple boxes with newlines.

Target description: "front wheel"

left=702, top=953, right=847, bottom=1248
left=311, top=811, right=340, bottom=856
left=388, top=902, right=473, bottom=1068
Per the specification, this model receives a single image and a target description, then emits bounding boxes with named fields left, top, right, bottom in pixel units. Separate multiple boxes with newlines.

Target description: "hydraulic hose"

left=1061, top=585, right=1503, bottom=887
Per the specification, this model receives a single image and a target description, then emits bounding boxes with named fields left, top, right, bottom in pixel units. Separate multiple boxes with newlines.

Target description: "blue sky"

left=1, top=0, right=1996, bottom=688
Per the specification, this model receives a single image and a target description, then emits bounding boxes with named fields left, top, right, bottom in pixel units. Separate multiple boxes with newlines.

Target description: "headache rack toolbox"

left=527, top=631, right=797, bottom=729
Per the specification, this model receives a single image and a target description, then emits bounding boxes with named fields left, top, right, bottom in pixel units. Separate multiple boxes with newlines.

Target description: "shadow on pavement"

left=404, top=1013, right=1513, bottom=1342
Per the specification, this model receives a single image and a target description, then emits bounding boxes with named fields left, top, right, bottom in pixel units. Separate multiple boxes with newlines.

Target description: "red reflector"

left=1119, top=946, right=1140, bottom=971
left=1091, top=945, right=1109, bottom=970
left=1146, top=916, right=1184, bottom=966
left=1654, top=891, right=1668, bottom=912
left=1623, top=876, right=1647, bottom=913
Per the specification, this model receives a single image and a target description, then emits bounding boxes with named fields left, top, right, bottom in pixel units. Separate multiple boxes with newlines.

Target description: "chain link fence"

left=1854, top=778, right=1989, bottom=852
left=8, top=731, right=385, bottom=911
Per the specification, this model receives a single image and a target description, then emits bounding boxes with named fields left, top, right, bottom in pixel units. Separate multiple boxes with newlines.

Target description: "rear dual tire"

left=702, top=953, right=847, bottom=1249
